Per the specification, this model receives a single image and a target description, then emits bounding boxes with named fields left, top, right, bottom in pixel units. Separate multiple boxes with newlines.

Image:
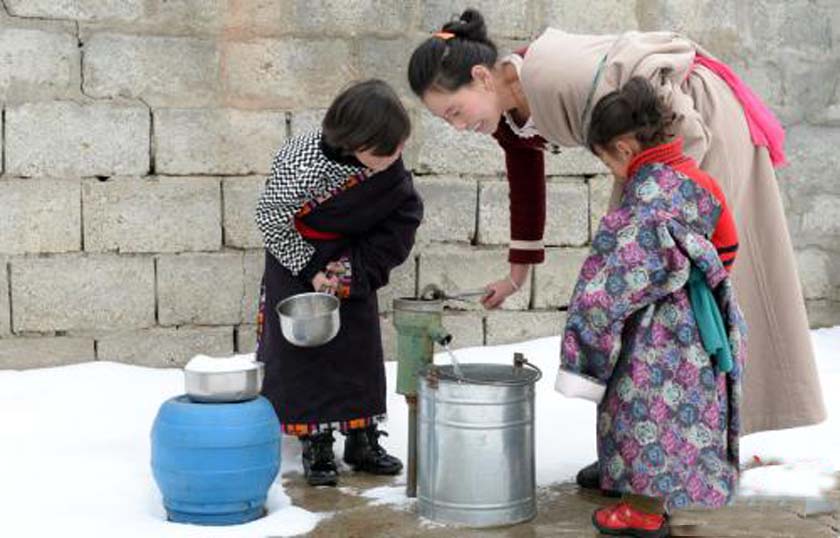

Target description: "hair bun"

left=442, top=8, right=489, bottom=43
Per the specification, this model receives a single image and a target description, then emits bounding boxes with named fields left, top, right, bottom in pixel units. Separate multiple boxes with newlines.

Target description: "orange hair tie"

left=433, top=31, right=456, bottom=40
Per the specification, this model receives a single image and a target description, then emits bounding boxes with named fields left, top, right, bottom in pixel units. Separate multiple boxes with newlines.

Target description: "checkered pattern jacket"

left=255, top=131, right=366, bottom=276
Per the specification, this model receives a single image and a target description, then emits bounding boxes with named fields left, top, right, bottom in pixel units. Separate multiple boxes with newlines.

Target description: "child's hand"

left=312, top=271, right=339, bottom=295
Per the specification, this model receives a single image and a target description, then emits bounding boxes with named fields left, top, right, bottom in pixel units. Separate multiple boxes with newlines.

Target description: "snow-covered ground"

left=1, top=327, right=837, bottom=537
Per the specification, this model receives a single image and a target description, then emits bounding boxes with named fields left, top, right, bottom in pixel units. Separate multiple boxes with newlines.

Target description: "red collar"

left=626, top=138, right=692, bottom=179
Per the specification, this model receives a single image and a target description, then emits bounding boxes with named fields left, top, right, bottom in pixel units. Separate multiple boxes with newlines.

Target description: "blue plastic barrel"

left=151, top=395, right=281, bottom=525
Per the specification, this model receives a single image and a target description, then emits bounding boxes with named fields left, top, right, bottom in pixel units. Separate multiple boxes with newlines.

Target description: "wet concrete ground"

left=279, top=470, right=840, bottom=537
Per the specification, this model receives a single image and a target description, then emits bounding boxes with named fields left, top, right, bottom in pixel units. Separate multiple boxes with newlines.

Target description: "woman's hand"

left=312, top=271, right=339, bottom=295
left=480, top=277, right=518, bottom=309
left=480, top=263, right=530, bottom=309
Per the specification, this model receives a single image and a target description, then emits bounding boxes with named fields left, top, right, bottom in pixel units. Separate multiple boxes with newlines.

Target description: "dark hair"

left=407, top=8, right=498, bottom=96
left=586, top=76, right=676, bottom=153
left=322, top=79, right=411, bottom=156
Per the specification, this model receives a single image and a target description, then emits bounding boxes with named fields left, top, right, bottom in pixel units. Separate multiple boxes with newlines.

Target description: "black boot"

left=343, top=426, right=403, bottom=475
left=301, top=431, right=339, bottom=487
left=576, top=461, right=621, bottom=497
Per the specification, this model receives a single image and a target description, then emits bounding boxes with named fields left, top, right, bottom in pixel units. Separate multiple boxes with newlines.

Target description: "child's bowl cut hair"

left=322, top=79, right=411, bottom=157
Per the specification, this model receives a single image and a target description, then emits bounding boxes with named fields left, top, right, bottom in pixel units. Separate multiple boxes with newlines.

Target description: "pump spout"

left=428, top=326, right=452, bottom=347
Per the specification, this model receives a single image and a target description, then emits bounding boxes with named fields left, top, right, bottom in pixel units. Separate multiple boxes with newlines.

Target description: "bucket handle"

left=424, top=353, right=543, bottom=386
left=513, top=352, right=543, bottom=383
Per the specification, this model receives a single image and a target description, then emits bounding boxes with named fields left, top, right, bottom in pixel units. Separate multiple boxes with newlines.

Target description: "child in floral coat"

left=555, top=77, right=746, bottom=538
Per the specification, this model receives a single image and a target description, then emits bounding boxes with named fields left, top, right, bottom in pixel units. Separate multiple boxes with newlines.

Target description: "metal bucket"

left=417, top=354, right=541, bottom=527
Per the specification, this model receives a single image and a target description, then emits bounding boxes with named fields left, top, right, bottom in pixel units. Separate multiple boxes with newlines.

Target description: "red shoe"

left=592, top=502, right=670, bottom=538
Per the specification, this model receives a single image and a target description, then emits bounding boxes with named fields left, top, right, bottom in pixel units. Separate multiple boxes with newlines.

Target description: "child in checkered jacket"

left=255, top=79, right=423, bottom=487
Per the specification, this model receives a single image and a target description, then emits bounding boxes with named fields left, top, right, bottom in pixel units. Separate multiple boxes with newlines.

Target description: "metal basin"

left=276, top=292, right=340, bottom=347
left=184, top=362, right=264, bottom=403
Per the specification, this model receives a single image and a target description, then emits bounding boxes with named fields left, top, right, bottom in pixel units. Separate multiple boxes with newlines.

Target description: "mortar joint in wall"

left=5, top=260, right=13, bottom=335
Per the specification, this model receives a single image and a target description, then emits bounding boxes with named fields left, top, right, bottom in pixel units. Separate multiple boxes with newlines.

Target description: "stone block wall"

left=1, top=0, right=838, bottom=369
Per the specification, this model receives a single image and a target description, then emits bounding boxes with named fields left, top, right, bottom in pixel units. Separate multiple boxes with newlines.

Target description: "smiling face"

left=421, top=66, right=504, bottom=135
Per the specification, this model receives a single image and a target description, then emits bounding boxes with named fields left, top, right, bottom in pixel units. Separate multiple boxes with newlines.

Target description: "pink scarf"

left=694, top=54, right=787, bottom=168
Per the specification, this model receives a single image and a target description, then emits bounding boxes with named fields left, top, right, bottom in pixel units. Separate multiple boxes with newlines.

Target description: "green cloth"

left=687, top=266, right=734, bottom=373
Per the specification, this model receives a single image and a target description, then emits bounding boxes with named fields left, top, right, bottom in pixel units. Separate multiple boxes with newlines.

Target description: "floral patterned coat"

left=555, top=162, right=747, bottom=510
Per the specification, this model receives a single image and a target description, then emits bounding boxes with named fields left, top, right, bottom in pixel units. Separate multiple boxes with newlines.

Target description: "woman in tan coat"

left=408, top=7, right=825, bottom=490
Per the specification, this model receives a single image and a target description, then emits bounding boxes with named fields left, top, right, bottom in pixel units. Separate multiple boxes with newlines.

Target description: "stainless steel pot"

left=184, top=362, right=264, bottom=403
left=276, top=292, right=340, bottom=347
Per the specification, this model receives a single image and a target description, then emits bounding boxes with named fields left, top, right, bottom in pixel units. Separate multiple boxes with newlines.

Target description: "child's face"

left=594, top=136, right=641, bottom=181
left=421, top=68, right=503, bottom=135
left=354, top=143, right=404, bottom=172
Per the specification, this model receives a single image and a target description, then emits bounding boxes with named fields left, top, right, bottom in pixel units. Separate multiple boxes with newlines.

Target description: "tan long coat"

left=522, top=28, right=826, bottom=434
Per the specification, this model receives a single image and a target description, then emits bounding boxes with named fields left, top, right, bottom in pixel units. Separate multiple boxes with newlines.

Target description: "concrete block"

left=545, top=178, right=589, bottom=246
left=223, top=176, right=265, bottom=249
left=154, top=108, right=285, bottom=175
left=778, top=53, right=840, bottom=125
left=544, top=146, right=609, bottom=176
left=0, top=27, right=79, bottom=102
left=418, top=245, right=530, bottom=311
left=242, top=250, right=265, bottom=325
left=589, top=174, right=614, bottom=240
left=158, top=1, right=418, bottom=36
left=84, top=33, right=220, bottom=107
left=477, top=178, right=588, bottom=246
left=222, top=38, right=355, bottom=108
left=83, top=177, right=221, bottom=253
left=779, top=126, right=840, bottom=196
left=806, top=299, right=840, bottom=329
left=286, top=2, right=417, bottom=35
left=532, top=248, right=590, bottom=309
left=0, top=336, right=95, bottom=369
left=415, top=110, right=504, bottom=175
left=0, top=178, right=81, bottom=254
left=157, top=252, right=245, bottom=326
left=799, top=195, right=840, bottom=242
left=415, top=176, right=477, bottom=245
left=97, top=326, right=233, bottom=368
left=236, top=324, right=258, bottom=354
left=485, top=310, right=567, bottom=346
left=780, top=127, right=840, bottom=255
left=289, top=109, right=324, bottom=137
left=636, top=0, right=740, bottom=59
left=476, top=180, right=513, bottom=246
left=377, top=256, right=417, bottom=314
left=6, top=101, right=149, bottom=177
left=541, top=0, right=639, bottom=33
left=356, top=37, right=423, bottom=98
left=796, top=249, right=832, bottom=300
left=747, top=0, right=832, bottom=55
left=441, top=311, right=485, bottom=350
left=11, top=255, right=155, bottom=332
left=423, top=0, right=533, bottom=38
left=4, top=0, right=143, bottom=21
